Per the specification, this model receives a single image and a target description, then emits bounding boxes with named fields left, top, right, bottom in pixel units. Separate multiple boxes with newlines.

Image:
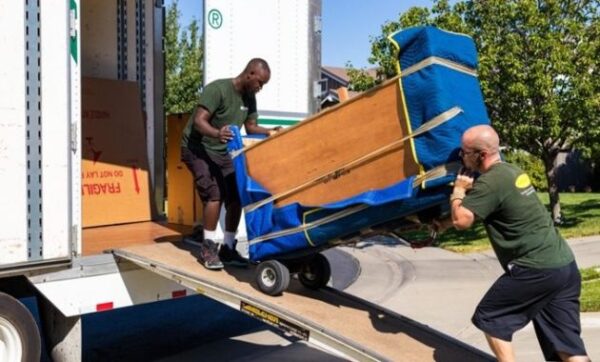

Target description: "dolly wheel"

left=299, top=253, right=331, bottom=290
left=255, top=260, right=290, bottom=296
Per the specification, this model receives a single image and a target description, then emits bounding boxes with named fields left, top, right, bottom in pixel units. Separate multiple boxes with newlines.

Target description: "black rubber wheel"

left=0, top=292, right=41, bottom=362
left=255, top=260, right=290, bottom=296
left=299, top=253, right=331, bottom=290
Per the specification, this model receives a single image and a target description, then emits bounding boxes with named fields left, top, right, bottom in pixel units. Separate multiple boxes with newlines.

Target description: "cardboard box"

left=81, top=77, right=152, bottom=227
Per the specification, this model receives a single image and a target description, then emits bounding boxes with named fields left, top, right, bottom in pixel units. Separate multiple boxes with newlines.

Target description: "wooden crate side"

left=244, top=78, right=419, bottom=206
left=166, top=114, right=203, bottom=226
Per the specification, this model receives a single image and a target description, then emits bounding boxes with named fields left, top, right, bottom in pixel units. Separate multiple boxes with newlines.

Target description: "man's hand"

left=268, top=126, right=283, bottom=136
left=455, top=168, right=474, bottom=190
left=451, top=168, right=474, bottom=201
left=450, top=168, right=476, bottom=229
left=217, top=125, right=233, bottom=143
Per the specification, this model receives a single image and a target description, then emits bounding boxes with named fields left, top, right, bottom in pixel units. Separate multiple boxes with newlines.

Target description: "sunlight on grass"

left=436, top=193, right=600, bottom=253
left=580, top=266, right=600, bottom=312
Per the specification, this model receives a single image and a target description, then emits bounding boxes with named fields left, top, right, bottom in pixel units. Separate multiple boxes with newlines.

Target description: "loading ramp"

left=113, top=242, right=493, bottom=362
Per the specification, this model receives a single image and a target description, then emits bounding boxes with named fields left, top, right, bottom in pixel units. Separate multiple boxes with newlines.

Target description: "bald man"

left=181, top=58, right=279, bottom=270
left=445, top=125, right=589, bottom=362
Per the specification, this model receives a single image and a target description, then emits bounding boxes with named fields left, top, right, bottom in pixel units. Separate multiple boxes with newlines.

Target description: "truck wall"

left=0, top=0, right=75, bottom=269
left=203, top=0, right=322, bottom=127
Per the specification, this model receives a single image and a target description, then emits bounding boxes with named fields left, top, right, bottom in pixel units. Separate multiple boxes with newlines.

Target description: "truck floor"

left=82, top=221, right=190, bottom=256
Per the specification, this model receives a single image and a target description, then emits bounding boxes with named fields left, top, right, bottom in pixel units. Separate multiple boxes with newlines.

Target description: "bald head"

left=462, top=125, right=500, bottom=154
left=244, top=58, right=270, bottom=74
left=460, top=125, right=502, bottom=172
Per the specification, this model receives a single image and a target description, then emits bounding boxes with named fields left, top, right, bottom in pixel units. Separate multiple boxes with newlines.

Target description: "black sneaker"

left=199, top=239, right=223, bottom=270
left=218, top=244, right=248, bottom=267
left=182, top=227, right=204, bottom=247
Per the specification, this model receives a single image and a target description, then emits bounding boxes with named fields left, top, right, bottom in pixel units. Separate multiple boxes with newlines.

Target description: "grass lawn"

left=435, top=193, right=600, bottom=253
left=580, top=266, right=600, bottom=312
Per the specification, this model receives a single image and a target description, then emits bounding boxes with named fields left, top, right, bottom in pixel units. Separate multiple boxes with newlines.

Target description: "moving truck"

left=0, top=1, right=176, bottom=360
left=0, top=0, right=323, bottom=360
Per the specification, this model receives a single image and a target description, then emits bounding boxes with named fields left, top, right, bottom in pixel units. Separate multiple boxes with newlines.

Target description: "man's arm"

left=451, top=199, right=475, bottom=229
left=244, top=117, right=281, bottom=136
left=450, top=173, right=476, bottom=230
left=193, top=107, right=233, bottom=143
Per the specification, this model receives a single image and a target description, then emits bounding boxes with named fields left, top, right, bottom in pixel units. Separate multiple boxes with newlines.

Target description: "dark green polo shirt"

left=462, top=162, right=574, bottom=271
left=181, top=78, right=257, bottom=155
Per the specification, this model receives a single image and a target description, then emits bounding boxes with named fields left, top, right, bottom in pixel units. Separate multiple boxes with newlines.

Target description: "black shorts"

left=181, top=147, right=240, bottom=205
left=472, top=261, right=587, bottom=360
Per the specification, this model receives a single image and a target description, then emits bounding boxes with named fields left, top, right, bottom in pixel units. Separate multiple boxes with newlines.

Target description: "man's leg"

left=180, top=147, right=224, bottom=269
left=218, top=172, right=247, bottom=266
left=471, top=264, right=560, bottom=362
left=202, top=200, right=222, bottom=236
left=224, top=199, right=241, bottom=234
left=219, top=199, right=247, bottom=266
left=196, top=200, right=223, bottom=269
left=533, top=262, right=589, bottom=362
left=557, top=352, right=590, bottom=362
left=484, top=333, right=515, bottom=362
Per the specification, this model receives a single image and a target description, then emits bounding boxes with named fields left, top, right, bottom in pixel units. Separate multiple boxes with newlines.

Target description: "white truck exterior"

left=204, top=0, right=322, bottom=127
left=0, top=1, right=179, bottom=360
left=0, top=0, right=76, bottom=271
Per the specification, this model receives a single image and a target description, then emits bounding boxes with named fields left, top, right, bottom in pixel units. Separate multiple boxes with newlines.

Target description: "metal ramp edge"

left=112, top=247, right=389, bottom=362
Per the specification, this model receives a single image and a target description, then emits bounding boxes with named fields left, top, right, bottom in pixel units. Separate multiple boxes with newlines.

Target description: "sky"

left=166, top=0, right=436, bottom=68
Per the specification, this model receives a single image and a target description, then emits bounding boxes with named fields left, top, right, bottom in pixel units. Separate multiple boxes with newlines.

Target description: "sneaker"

left=218, top=243, right=248, bottom=267
left=182, top=227, right=204, bottom=247
left=199, top=239, right=223, bottom=270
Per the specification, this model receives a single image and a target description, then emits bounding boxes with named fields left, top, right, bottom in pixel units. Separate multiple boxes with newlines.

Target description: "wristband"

left=450, top=195, right=463, bottom=203
left=450, top=189, right=466, bottom=203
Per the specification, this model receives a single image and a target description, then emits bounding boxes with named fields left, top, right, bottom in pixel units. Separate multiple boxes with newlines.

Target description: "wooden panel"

left=244, top=76, right=419, bottom=206
left=166, top=114, right=203, bottom=226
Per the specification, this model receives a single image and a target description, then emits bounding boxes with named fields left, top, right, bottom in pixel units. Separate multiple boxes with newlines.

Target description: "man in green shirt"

left=442, top=125, right=588, bottom=361
left=181, top=58, right=278, bottom=270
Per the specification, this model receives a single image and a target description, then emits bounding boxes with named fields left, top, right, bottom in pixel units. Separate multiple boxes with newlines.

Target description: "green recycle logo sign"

left=208, top=9, right=223, bottom=29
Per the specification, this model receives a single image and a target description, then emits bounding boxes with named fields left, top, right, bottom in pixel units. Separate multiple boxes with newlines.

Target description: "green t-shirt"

left=181, top=78, right=258, bottom=155
left=462, top=162, right=573, bottom=271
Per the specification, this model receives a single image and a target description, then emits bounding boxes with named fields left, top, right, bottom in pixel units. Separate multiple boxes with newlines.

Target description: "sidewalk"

left=341, top=235, right=600, bottom=361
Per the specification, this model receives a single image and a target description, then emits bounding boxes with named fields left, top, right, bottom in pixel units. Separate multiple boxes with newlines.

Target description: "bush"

left=503, top=149, right=548, bottom=191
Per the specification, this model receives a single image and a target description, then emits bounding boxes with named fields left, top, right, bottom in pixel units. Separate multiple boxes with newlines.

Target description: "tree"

left=347, top=0, right=467, bottom=90
left=164, top=0, right=203, bottom=115
left=356, top=0, right=600, bottom=222
left=344, top=62, right=377, bottom=92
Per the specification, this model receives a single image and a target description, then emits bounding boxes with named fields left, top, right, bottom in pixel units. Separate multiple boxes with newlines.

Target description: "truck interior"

left=79, top=0, right=191, bottom=256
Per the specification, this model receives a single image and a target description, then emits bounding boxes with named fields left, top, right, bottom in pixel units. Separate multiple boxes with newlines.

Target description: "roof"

left=321, top=66, right=379, bottom=84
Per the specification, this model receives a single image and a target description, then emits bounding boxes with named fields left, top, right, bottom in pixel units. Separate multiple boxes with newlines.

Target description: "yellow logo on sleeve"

left=515, top=174, right=532, bottom=189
